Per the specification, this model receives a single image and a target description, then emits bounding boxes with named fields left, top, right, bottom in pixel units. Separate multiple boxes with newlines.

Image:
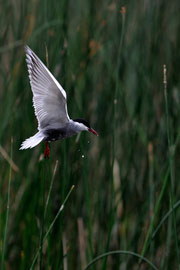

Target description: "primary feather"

left=24, top=45, right=70, bottom=130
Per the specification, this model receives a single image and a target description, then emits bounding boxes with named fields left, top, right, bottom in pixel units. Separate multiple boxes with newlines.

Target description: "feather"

left=20, top=132, right=44, bottom=149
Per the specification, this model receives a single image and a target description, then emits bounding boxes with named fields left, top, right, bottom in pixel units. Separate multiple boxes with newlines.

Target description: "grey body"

left=43, top=120, right=87, bottom=142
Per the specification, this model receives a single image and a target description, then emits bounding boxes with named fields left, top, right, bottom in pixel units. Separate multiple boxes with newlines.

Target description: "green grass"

left=0, top=1, right=180, bottom=269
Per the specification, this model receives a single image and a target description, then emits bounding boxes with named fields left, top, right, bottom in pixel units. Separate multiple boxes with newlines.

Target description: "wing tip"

left=24, top=45, right=34, bottom=60
left=24, top=44, right=31, bottom=52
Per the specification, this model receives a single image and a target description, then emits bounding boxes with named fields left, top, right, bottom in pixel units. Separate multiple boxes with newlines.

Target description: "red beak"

left=88, top=128, right=98, bottom=136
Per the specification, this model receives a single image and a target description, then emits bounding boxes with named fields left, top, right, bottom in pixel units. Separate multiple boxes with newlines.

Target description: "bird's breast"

left=44, top=126, right=77, bottom=142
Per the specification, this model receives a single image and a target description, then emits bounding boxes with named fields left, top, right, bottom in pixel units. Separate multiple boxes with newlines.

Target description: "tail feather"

left=20, top=132, right=44, bottom=150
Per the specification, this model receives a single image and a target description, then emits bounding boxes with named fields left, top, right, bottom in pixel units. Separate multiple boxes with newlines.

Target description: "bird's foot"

left=44, top=142, right=50, bottom=159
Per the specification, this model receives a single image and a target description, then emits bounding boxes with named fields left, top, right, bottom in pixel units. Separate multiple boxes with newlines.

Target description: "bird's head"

left=73, top=118, right=98, bottom=136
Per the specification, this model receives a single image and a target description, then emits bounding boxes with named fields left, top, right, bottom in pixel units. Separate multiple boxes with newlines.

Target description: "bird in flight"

left=20, top=46, right=98, bottom=158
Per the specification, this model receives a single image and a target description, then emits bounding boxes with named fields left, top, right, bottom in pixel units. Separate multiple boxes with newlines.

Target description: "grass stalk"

left=1, top=138, right=13, bottom=270
left=44, top=160, right=58, bottom=219
left=113, top=6, right=126, bottom=160
left=83, top=250, right=159, bottom=270
left=30, top=185, right=75, bottom=270
left=101, top=7, right=126, bottom=270
left=163, top=64, right=180, bottom=269
left=148, top=142, right=155, bottom=260
left=38, top=159, right=47, bottom=269
left=152, top=199, right=180, bottom=239
left=140, top=168, right=169, bottom=262
left=101, top=9, right=126, bottom=270
left=82, top=157, right=94, bottom=265
left=37, top=157, right=55, bottom=268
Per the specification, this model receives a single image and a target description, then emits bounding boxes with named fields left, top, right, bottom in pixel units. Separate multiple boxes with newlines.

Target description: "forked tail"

left=20, top=132, right=44, bottom=150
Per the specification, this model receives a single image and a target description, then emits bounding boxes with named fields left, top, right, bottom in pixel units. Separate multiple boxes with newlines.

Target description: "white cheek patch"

left=76, top=123, right=88, bottom=131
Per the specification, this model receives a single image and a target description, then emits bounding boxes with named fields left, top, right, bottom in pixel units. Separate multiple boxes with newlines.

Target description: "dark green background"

left=0, top=1, right=180, bottom=269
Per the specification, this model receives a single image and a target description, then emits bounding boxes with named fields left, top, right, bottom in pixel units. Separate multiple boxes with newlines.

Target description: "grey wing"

left=25, top=45, right=70, bottom=130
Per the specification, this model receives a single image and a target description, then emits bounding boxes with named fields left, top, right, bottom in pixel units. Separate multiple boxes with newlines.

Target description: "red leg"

left=44, top=142, right=50, bottom=159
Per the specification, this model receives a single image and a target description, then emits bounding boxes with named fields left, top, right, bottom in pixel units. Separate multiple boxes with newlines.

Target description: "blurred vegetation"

left=0, top=0, right=180, bottom=269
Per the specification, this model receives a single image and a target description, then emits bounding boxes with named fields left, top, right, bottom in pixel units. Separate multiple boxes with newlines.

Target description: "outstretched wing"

left=25, top=45, right=70, bottom=130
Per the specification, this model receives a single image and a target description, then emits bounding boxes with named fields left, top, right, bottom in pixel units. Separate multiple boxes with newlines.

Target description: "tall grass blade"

left=83, top=250, right=159, bottom=270
left=30, top=185, right=75, bottom=270
left=1, top=138, right=13, bottom=270
left=163, top=65, right=180, bottom=270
